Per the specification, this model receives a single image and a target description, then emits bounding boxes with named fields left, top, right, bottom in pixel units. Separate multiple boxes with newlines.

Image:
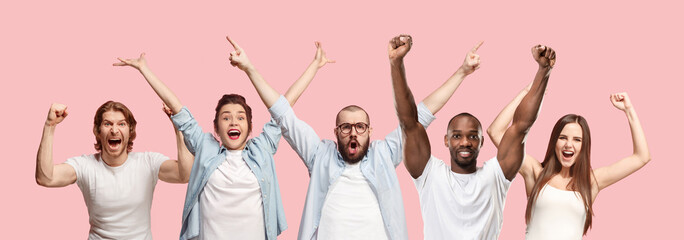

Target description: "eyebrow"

left=220, top=111, right=246, bottom=115
left=451, top=130, right=479, bottom=133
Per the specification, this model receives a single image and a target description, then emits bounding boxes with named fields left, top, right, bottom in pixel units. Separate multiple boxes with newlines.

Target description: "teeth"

left=563, top=151, right=573, bottom=154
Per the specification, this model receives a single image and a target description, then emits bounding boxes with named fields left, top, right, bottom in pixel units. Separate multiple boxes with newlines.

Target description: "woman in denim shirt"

left=115, top=37, right=334, bottom=240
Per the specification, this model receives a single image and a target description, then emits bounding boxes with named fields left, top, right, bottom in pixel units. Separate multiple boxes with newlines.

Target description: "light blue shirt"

left=270, top=97, right=435, bottom=240
left=172, top=97, right=289, bottom=240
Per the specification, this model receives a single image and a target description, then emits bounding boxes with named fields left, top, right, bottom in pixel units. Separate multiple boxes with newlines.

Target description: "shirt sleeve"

left=379, top=102, right=437, bottom=168
left=171, top=107, right=205, bottom=154
left=64, top=154, right=92, bottom=188
left=413, top=156, right=439, bottom=193
left=250, top=97, right=287, bottom=155
left=270, top=95, right=321, bottom=173
left=484, top=158, right=512, bottom=193
left=146, top=152, right=170, bottom=181
left=418, top=102, right=436, bottom=129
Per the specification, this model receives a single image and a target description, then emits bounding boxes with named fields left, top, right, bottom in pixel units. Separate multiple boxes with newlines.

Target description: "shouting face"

left=335, top=109, right=372, bottom=164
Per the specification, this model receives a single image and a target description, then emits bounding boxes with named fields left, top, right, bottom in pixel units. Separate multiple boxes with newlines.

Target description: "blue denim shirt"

left=172, top=97, right=289, bottom=240
left=270, top=97, right=435, bottom=240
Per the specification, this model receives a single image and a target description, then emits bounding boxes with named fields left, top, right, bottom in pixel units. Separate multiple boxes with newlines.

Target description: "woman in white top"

left=487, top=85, right=651, bottom=239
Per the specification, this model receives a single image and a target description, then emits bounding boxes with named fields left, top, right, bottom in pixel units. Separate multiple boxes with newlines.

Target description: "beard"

left=449, top=147, right=479, bottom=169
left=337, top=139, right=370, bottom=164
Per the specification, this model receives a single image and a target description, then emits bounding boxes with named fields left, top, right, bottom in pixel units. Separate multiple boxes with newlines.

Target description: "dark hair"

left=214, top=94, right=253, bottom=134
left=447, top=112, right=482, bottom=130
left=336, top=105, right=370, bottom=125
left=93, top=101, right=137, bottom=152
left=525, top=114, right=594, bottom=235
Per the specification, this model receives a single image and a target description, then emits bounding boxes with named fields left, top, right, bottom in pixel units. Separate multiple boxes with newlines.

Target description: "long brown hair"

left=525, top=114, right=595, bottom=235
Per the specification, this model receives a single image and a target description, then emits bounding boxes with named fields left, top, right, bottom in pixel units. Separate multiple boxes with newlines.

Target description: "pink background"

left=2, top=0, right=680, bottom=239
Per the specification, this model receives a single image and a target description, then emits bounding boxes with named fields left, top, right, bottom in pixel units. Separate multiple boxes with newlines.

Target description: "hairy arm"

left=497, top=45, right=555, bottom=181
left=35, top=103, right=77, bottom=187
left=593, top=93, right=651, bottom=191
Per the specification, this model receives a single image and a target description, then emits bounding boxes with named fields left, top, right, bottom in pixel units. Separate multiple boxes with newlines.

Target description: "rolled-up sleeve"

left=171, top=107, right=205, bottom=154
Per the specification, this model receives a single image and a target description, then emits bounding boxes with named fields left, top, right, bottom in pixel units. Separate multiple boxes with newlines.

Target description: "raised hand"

left=610, top=92, right=633, bottom=111
left=459, top=41, right=483, bottom=75
left=226, top=36, right=253, bottom=71
left=46, top=103, right=68, bottom=127
left=531, top=45, right=556, bottom=68
left=388, top=34, right=413, bottom=62
left=313, top=41, right=335, bottom=69
left=113, top=53, right=147, bottom=70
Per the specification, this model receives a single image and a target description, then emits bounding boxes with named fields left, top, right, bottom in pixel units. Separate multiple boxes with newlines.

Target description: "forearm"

left=138, top=66, right=183, bottom=114
left=391, top=59, right=419, bottom=129
left=175, top=128, right=193, bottom=182
left=488, top=85, right=530, bottom=147
left=512, top=66, right=550, bottom=130
left=244, top=66, right=279, bottom=108
left=285, top=60, right=319, bottom=106
left=422, top=68, right=467, bottom=115
left=625, top=107, right=650, bottom=163
left=36, top=125, right=56, bottom=185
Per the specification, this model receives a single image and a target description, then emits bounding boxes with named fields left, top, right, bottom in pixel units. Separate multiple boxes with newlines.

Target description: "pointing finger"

left=472, top=41, right=484, bottom=52
left=226, top=36, right=241, bottom=50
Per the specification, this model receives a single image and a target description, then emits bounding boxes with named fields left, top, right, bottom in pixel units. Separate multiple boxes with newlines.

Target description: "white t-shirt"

left=199, top=150, right=265, bottom=240
left=317, top=162, right=389, bottom=240
left=65, top=152, right=168, bottom=240
left=413, top=156, right=511, bottom=240
left=525, top=184, right=586, bottom=240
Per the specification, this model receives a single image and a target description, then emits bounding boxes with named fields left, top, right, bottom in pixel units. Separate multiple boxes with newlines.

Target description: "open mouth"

left=348, top=141, right=358, bottom=155
left=107, top=139, right=122, bottom=149
left=228, top=129, right=241, bottom=140
left=562, top=150, right=574, bottom=158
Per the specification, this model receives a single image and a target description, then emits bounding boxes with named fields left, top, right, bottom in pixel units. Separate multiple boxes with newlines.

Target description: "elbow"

left=640, top=153, right=652, bottom=165
left=180, top=174, right=190, bottom=184
left=36, top=176, right=52, bottom=187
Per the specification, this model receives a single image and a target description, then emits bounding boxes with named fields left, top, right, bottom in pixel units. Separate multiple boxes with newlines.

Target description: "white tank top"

left=526, top=184, right=586, bottom=240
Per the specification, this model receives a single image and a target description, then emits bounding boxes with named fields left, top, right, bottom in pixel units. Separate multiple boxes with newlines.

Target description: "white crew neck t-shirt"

left=413, top=156, right=511, bottom=240
left=199, top=150, right=266, bottom=240
left=65, top=152, right=168, bottom=240
left=317, top=161, right=389, bottom=240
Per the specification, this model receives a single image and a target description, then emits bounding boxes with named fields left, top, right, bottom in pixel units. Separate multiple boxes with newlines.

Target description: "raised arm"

left=158, top=103, right=194, bottom=183
left=387, top=34, right=430, bottom=178
left=593, top=93, right=651, bottom=191
left=486, top=82, right=541, bottom=194
left=284, top=41, right=335, bottom=105
left=35, top=103, right=77, bottom=187
left=496, top=45, right=555, bottom=181
left=422, top=41, right=483, bottom=115
left=113, top=53, right=183, bottom=114
left=228, top=37, right=333, bottom=108
left=487, top=82, right=532, bottom=147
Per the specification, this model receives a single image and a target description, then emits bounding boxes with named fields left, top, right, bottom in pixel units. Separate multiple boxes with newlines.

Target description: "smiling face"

left=96, top=110, right=131, bottom=159
left=215, top=103, right=250, bottom=150
left=555, top=122, right=584, bottom=168
left=335, top=107, right=372, bottom=164
left=444, top=114, right=483, bottom=172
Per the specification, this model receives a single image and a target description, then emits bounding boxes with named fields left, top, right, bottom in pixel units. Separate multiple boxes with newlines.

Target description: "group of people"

left=36, top=35, right=651, bottom=240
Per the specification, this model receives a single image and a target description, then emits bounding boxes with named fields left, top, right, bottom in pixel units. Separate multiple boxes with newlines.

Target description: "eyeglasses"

left=336, top=122, right=369, bottom=134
